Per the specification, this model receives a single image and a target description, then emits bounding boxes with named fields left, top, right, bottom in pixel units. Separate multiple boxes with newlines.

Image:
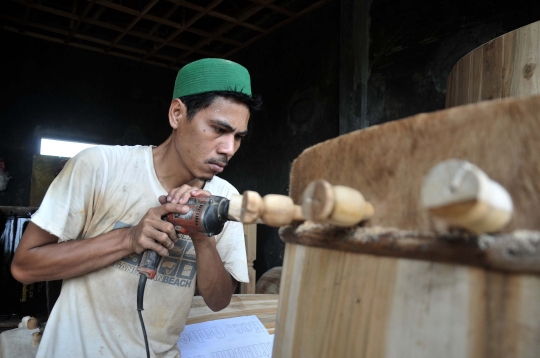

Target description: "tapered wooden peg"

left=421, top=159, right=513, bottom=233
left=302, top=179, right=374, bottom=227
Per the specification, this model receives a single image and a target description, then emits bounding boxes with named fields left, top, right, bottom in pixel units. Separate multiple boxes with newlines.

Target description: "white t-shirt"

left=31, top=145, right=248, bottom=358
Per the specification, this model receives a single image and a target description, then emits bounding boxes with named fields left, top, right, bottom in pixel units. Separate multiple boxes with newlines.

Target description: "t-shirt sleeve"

left=210, top=179, right=249, bottom=283
left=216, top=220, right=249, bottom=283
left=31, top=147, right=106, bottom=242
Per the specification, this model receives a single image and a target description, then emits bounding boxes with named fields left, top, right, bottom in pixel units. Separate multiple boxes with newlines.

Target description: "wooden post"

left=340, top=0, right=372, bottom=134
left=240, top=224, right=257, bottom=294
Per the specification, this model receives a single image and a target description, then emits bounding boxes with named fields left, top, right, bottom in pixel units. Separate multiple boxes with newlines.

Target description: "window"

left=40, top=138, right=98, bottom=158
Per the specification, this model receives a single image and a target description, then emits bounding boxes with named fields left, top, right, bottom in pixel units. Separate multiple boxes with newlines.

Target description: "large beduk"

left=274, top=95, right=540, bottom=358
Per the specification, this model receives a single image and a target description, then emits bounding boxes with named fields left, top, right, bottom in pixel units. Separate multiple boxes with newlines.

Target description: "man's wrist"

left=117, top=227, right=135, bottom=253
left=191, top=236, right=216, bottom=250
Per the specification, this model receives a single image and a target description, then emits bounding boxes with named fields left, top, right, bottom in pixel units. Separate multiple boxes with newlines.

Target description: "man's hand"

left=125, top=203, right=189, bottom=257
left=159, top=184, right=212, bottom=205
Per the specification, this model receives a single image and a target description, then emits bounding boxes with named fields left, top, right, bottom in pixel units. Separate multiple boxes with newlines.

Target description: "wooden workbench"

left=188, top=294, right=279, bottom=334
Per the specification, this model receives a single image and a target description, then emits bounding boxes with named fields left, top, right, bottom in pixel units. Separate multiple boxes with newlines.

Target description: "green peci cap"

left=172, top=58, right=252, bottom=99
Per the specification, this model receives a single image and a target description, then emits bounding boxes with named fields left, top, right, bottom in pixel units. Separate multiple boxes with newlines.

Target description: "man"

left=11, top=58, right=262, bottom=357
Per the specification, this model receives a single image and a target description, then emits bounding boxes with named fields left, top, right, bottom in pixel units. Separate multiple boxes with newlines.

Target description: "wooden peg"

left=302, top=180, right=374, bottom=227
left=227, top=194, right=243, bottom=222
left=32, top=331, right=43, bottom=345
left=27, top=317, right=38, bottom=330
left=225, top=192, right=302, bottom=226
left=260, top=194, right=304, bottom=227
left=421, top=159, right=513, bottom=234
left=241, top=191, right=264, bottom=224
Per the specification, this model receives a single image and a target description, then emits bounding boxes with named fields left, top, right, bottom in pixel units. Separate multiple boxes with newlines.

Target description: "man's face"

left=174, top=96, right=250, bottom=181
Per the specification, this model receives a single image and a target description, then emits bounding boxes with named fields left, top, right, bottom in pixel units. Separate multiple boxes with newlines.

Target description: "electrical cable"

left=137, top=274, right=151, bottom=358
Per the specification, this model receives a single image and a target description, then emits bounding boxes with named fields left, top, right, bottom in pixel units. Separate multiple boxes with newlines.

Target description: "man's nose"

left=217, top=134, right=237, bottom=156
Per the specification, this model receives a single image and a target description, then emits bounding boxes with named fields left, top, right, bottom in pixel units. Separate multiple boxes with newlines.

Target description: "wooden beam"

left=65, top=0, right=96, bottom=44
left=143, top=0, right=223, bottom=60
left=8, top=0, right=222, bottom=59
left=167, top=0, right=269, bottom=34
left=168, top=0, right=278, bottom=66
left=247, top=0, right=295, bottom=17
left=20, top=0, right=34, bottom=33
left=1, top=16, right=179, bottom=63
left=106, top=0, right=160, bottom=51
left=3, top=25, right=180, bottom=70
left=144, top=3, right=180, bottom=40
left=224, top=0, right=334, bottom=58
left=339, top=0, right=371, bottom=134
left=94, top=0, right=243, bottom=47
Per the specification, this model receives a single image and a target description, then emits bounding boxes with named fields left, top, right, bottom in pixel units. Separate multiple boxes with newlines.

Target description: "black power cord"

left=137, top=274, right=151, bottom=358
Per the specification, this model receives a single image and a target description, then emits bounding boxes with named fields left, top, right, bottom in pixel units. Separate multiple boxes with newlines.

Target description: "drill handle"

left=137, top=250, right=161, bottom=279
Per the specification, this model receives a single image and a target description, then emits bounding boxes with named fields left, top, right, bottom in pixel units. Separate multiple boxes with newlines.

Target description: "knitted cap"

left=172, top=58, right=252, bottom=99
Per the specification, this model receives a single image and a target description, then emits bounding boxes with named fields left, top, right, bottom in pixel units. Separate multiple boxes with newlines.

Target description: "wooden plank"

left=480, top=38, right=503, bottom=101
left=445, top=67, right=453, bottom=108
left=273, top=241, right=540, bottom=357
left=385, top=261, right=470, bottom=357
left=501, top=29, right=517, bottom=97
left=188, top=294, right=278, bottom=334
left=459, top=54, right=472, bottom=106
left=511, top=21, right=540, bottom=97
left=469, top=47, right=484, bottom=103
left=274, top=243, right=399, bottom=357
left=446, top=20, right=540, bottom=108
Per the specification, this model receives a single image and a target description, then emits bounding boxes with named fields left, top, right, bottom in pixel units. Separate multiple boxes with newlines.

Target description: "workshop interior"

left=1, top=0, right=540, bottom=357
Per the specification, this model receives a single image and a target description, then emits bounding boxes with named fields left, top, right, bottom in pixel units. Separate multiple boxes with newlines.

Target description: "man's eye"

left=235, top=135, right=245, bottom=141
left=214, top=127, right=226, bottom=134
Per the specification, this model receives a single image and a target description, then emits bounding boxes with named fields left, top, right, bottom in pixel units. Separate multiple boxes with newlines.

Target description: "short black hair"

left=179, top=91, right=263, bottom=120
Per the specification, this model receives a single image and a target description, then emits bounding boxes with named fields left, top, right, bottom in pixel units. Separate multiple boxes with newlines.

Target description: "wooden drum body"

left=274, top=228, right=540, bottom=358
left=273, top=95, right=540, bottom=357
left=446, top=20, right=540, bottom=108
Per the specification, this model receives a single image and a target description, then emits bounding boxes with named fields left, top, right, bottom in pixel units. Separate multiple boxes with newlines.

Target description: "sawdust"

left=293, top=223, right=540, bottom=254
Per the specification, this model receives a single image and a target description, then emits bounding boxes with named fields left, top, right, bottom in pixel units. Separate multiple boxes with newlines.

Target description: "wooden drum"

left=272, top=95, right=540, bottom=358
left=446, top=20, right=540, bottom=108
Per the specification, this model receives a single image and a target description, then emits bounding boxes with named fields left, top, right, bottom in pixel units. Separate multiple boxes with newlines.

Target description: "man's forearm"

left=193, top=238, right=237, bottom=311
left=11, top=223, right=133, bottom=284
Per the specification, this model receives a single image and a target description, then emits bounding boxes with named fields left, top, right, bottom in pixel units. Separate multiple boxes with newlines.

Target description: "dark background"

left=1, top=0, right=539, bottom=279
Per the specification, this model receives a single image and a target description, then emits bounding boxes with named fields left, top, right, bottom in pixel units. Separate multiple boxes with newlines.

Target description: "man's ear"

left=169, top=98, right=187, bottom=129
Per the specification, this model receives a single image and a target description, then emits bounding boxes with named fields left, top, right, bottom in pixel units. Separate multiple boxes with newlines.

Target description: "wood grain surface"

left=272, top=242, right=540, bottom=358
left=446, top=21, right=540, bottom=108
left=289, top=95, right=540, bottom=233
left=188, top=294, right=278, bottom=334
left=240, top=224, right=257, bottom=294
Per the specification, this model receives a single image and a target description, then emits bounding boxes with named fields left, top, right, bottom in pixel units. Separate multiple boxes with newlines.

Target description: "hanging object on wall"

left=0, top=209, right=46, bottom=318
left=0, top=159, right=11, bottom=191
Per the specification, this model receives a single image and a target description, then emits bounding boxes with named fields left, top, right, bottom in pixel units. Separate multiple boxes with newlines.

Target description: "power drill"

left=135, top=195, right=232, bottom=358
left=137, top=195, right=231, bottom=279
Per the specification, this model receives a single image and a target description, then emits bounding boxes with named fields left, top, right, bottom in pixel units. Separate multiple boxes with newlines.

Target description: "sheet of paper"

left=181, top=334, right=274, bottom=358
left=178, top=315, right=270, bottom=352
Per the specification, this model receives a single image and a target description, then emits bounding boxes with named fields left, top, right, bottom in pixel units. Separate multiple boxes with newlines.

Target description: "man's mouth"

left=206, top=157, right=228, bottom=173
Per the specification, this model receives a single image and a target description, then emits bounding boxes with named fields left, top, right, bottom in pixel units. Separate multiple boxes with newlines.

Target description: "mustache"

left=205, top=157, right=228, bottom=166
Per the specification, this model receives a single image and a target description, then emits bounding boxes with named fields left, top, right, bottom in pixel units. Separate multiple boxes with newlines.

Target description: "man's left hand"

left=159, top=184, right=212, bottom=206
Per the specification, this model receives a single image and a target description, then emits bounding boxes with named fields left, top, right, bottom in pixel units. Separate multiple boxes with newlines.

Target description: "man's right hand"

left=125, top=203, right=189, bottom=257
